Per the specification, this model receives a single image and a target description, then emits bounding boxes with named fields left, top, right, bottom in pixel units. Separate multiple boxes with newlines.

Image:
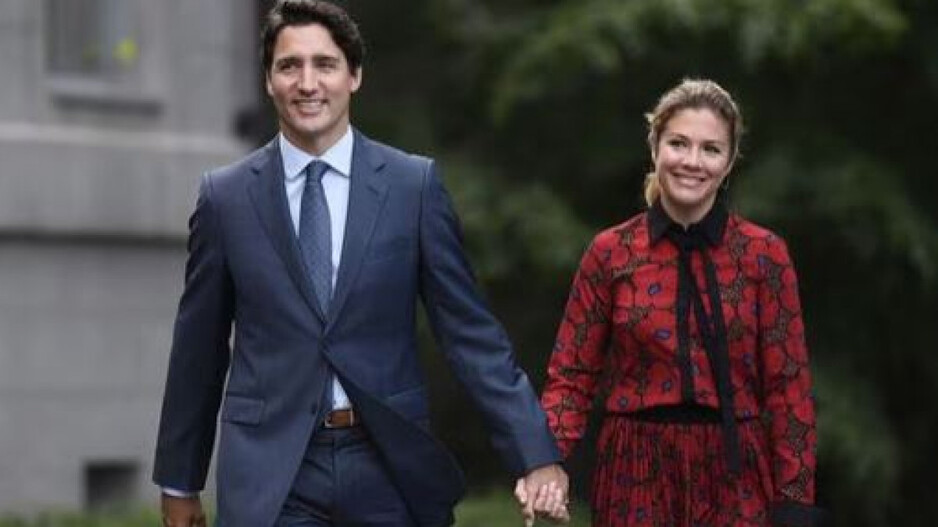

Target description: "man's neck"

left=281, top=123, right=351, bottom=157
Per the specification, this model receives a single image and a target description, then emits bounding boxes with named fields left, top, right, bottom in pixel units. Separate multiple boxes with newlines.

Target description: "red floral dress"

left=541, top=202, right=820, bottom=526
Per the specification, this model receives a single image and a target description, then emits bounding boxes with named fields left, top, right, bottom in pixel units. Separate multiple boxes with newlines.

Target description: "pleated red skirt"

left=590, top=414, right=775, bottom=526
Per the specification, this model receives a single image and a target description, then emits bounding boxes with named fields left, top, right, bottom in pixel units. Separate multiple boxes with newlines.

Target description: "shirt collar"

left=648, top=196, right=728, bottom=247
left=279, top=127, right=355, bottom=182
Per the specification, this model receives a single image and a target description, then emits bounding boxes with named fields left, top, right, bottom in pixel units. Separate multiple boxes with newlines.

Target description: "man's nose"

left=298, top=65, right=318, bottom=92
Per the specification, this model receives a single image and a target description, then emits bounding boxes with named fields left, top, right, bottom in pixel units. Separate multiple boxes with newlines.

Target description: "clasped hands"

left=514, top=463, right=571, bottom=526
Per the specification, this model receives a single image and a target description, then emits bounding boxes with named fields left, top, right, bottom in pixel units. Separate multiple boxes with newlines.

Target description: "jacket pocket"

left=221, top=394, right=265, bottom=425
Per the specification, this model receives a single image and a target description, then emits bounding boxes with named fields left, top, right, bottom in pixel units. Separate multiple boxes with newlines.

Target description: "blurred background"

left=1, top=0, right=936, bottom=525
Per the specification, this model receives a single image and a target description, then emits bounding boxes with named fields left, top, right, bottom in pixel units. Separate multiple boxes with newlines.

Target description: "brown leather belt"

left=323, top=408, right=357, bottom=429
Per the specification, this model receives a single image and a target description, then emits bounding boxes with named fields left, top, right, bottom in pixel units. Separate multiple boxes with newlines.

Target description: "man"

left=153, top=1, right=568, bottom=526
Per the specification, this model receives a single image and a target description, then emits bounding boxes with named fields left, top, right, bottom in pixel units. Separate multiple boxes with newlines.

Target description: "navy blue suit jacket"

left=153, top=131, right=560, bottom=527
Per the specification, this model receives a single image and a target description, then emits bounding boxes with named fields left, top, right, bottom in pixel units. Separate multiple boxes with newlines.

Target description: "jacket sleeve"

left=540, top=237, right=611, bottom=458
left=152, top=173, right=234, bottom=492
left=416, top=159, right=560, bottom=477
left=757, top=236, right=823, bottom=526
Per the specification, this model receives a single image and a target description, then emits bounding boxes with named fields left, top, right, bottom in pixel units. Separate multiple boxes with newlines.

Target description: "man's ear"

left=351, top=67, right=363, bottom=93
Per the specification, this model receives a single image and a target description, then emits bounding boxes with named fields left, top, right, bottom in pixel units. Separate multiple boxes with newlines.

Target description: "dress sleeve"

left=757, top=236, right=823, bottom=525
left=541, top=236, right=612, bottom=458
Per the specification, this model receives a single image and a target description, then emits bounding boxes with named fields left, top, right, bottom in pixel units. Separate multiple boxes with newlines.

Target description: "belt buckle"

left=324, top=408, right=355, bottom=429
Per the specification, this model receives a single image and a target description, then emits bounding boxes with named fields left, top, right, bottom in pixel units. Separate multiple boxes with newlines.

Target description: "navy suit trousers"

left=274, top=427, right=417, bottom=527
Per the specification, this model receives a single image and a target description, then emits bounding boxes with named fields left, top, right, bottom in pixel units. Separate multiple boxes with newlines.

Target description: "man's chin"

left=287, top=123, right=327, bottom=141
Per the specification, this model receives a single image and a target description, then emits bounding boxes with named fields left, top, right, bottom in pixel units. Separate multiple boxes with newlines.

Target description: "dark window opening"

left=84, top=460, right=139, bottom=512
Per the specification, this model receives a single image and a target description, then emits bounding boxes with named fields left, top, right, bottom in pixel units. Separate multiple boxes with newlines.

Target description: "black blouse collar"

left=648, top=197, right=729, bottom=247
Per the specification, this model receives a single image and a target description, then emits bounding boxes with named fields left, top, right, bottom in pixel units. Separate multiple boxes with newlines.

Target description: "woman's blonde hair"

left=643, top=79, right=744, bottom=206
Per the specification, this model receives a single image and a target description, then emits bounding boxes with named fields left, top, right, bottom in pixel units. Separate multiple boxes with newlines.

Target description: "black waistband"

left=626, top=404, right=722, bottom=424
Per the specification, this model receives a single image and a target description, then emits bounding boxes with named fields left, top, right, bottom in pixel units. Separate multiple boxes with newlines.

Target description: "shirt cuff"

left=162, top=486, right=199, bottom=498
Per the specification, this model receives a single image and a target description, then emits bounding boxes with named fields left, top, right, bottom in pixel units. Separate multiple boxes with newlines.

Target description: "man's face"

left=266, top=23, right=362, bottom=155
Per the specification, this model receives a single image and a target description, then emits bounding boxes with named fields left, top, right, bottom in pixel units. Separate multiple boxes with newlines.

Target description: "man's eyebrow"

left=274, top=53, right=341, bottom=64
left=274, top=55, right=302, bottom=65
left=312, top=54, right=341, bottom=62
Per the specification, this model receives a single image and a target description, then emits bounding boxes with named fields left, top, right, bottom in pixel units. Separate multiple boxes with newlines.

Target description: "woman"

left=540, top=79, right=822, bottom=526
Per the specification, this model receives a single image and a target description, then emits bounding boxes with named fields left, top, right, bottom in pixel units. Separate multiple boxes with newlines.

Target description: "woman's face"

left=653, top=107, right=733, bottom=225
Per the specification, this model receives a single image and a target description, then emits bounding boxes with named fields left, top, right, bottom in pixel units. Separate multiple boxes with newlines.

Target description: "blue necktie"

left=299, top=161, right=333, bottom=314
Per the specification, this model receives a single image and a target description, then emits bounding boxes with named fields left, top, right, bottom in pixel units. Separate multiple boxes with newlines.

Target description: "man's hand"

left=514, top=464, right=570, bottom=525
left=161, top=494, right=206, bottom=527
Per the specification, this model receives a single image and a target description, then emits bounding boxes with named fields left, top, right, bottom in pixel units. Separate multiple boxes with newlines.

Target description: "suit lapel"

left=327, top=132, right=389, bottom=327
left=247, top=140, right=327, bottom=323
